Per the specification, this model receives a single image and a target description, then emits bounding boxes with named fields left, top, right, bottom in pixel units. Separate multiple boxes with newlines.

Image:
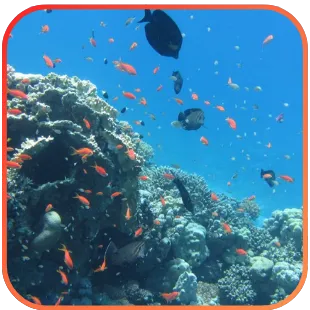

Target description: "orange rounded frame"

left=2, top=4, right=308, bottom=310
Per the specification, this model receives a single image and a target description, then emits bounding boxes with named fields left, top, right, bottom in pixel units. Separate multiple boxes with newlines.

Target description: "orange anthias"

left=160, top=196, right=166, bottom=207
left=211, top=193, right=218, bottom=201
left=222, top=223, right=232, bottom=234
left=236, top=248, right=247, bottom=255
left=113, top=60, right=137, bottom=75
left=83, top=118, right=91, bottom=129
left=28, top=295, right=42, bottom=305
left=94, top=256, right=108, bottom=272
left=57, top=269, right=69, bottom=285
left=73, top=193, right=90, bottom=207
left=161, top=292, right=179, bottom=303
left=7, top=161, right=22, bottom=169
left=139, top=175, right=148, bottom=181
left=279, top=175, right=294, bottom=182
left=71, top=147, right=94, bottom=157
left=126, top=148, right=136, bottom=160
left=58, top=244, right=74, bottom=269
left=226, top=117, right=237, bottom=130
left=43, top=54, right=55, bottom=68
left=92, top=162, right=108, bottom=177
left=125, top=206, right=132, bottom=220
left=123, top=91, right=136, bottom=99
left=200, top=136, right=208, bottom=145
left=134, top=227, right=143, bottom=238
left=7, top=88, right=28, bottom=100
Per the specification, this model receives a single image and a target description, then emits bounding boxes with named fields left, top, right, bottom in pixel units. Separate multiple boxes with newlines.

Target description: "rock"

left=250, top=256, right=274, bottom=281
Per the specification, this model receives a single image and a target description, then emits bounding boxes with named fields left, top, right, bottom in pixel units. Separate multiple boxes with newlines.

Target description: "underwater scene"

left=5, top=7, right=304, bottom=306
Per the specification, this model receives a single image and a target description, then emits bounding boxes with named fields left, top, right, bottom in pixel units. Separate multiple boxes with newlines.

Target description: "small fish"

left=125, top=206, right=132, bottom=220
left=160, top=196, right=166, bottom=206
left=84, top=190, right=92, bottom=194
left=96, top=191, right=103, bottom=196
left=211, top=193, right=218, bottom=201
left=40, top=25, right=49, bottom=33
left=247, top=195, right=256, bottom=201
left=236, top=248, right=247, bottom=255
left=108, top=38, right=114, bottom=43
left=216, top=105, right=225, bottom=112
left=28, top=295, right=42, bottom=305
left=212, top=211, right=219, bottom=217
left=279, top=175, right=294, bottom=182
left=222, top=223, right=232, bottom=234
left=7, top=161, right=22, bottom=169
left=100, top=21, right=107, bottom=27
left=89, top=37, right=97, bottom=47
left=191, top=93, right=198, bottom=100
left=274, top=241, right=281, bottom=247
left=156, top=84, right=163, bottom=92
left=284, top=155, right=291, bottom=160
left=154, top=219, right=161, bottom=225
left=104, top=58, right=108, bottom=64
left=85, top=57, right=93, bottom=62
left=116, top=144, right=124, bottom=150
left=174, top=98, right=183, bottom=105
left=55, top=296, right=64, bottom=306
left=263, top=34, right=274, bottom=45
left=126, top=148, right=136, bottom=160
left=153, top=66, right=160, bottom=74
left=43, top=54, right=55, bottom=68
left=94, top=256, right=108, bottom=272
left=139, top=175, right=149, bottom=181
left=254, top=86, right=262, bottom=92
left=276, top=113, right=284, bottom=123
left=57, top=269, right=69, bottom=285
left=21, top=78, right=31, bottom=84
left=73, top=193, right=90, bottom=207
left=134, top=227, right=143, bottom=238
left=134, top=120, right=145, bottom=126
left=91, top=162, right=108, bottom=177
left=121, top=107, right=127, bottom=113
left=7, top=147, right=14, bottom=152
left=111, top=192, right=122, bottom=198
left=44, top=9, right=52, bottom=13
left=113, top=60, right=137, bottom=75
left=58, top=244, right=74, bottom=269
left=262, top=173, right=273, bottom=179
left=200, top=136, right=209, bottom=145
left=83, top=118, right=91, bottom=129
left=139, top=97, right=147, bottom=106
left=163, top=173, right=175, bottom=180
left=70, top=147, right=93, bottom=157
left=123, top=91, right=136, bottom=99
left=125, top=17, right=136, bottom=26
left=45, top=204, right=53, bottom=212
left=226, top=117, right=237, bottom=130
left=7, top=108, right=22, bottom=115
left=161, top=292, right=179, bottom=303
left=53, top=58, right=62, bottom=63
left=7, top=88, right=28, bottom=100
left=130, top=42, right=138, bottom=50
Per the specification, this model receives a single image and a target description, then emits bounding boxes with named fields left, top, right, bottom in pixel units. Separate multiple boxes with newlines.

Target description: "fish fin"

left=70, top=146, right=77, bottom=155
left=138, top=9, right=152, bottom=23
left=104, top=241, right=118, bottom=258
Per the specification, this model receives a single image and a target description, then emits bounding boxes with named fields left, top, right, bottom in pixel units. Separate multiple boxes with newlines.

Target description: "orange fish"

left=262, top=173, right=273, bottom=179
left=84, top=189, right=92, bottom=194
left=134, top=88, right=141, bottom=92
left=125, top=206, right=132, bottom=220
left=236, top=248, right=247, bottom=256
left=263, top=34, right=274, bottom=45
left=163, top=173, right=174, bottom=180
left=161, top=292, right=179, bottom=303
left=116, top=144, right=124, bottom=150
left=139, top=97, right=147, bottom=106
left=71, top=147, right=93, bottom=157
left=266, top=142, right=272, bottom=149
left=216, top=105, right=225, bottom=112
left=7, top=108, right=22, bottom=115
left=248, top=195, right=256, bottom=201
left=126, top=148, right=136, bottom=160
left=134, top=227, right=143, bottom=237
left=200, top=136, right=209, bottom=145
left=130, top=42, right=138, bottom=50
left=160, top=196, right=166, bottom=206
left=113, top=96, right=119, bottom=101
left=191, top=93, right=198, bottom=100
left=154, top=219, right=161, bottom=225
left=21, top=78, right=31, bottom=84
left=123, top=91, right=136, bottom=99
left=53, top=58, right=62, bottom=63
left=7, top=161, right=21, bottom=169
left=40, top=25, right=49, bottom=33
left=89, top=37, right=96, bottom=47
left=43, top=54, right=55, bottom=68
left=28, top=295, right=42, bottom=305
left=94, top=256, right=108, bottom=272
left=113, top=60, right=137, bottom=75
left=45, top=204, right=53, bottom=212
left=7, top=147, right=14, bottom=152
left=83, top=118, right=91, bottom=129
left=211, top=193, right=218, bottom=201
left=226, top=117, right=237, bottom=130
left=174, top=98, right=183, bottom=105
left=279, top=175, right=294, bottom=182
left=96, top=191, right=104, bottom=196
left=274, top=241, right=281, bottom=247
left=153, top=66, right=160, bottom=74
left=57, top=269, right=69, bottom=285
left=222, top=223, right=232, bottom=234
left=73, top=193, right=90, bottom=207
left=212, top=211, right=219, bottom=217
left=92, top=162, right=108, bottom=177
left=139, top=175, right=148, bottom=181
left=18, top=154, right=32, bottom=160
left=58, top=244, right=74, bottom=269
left=12, top=158, right=23, bottom=164
left=108, top=38, right=115, bottom=43
left=204, top=100, right=211, bottom=105
left=236, top=208, right=245, bottom=212
left=156, top=84, right=163, bottom=92
left=111, top=191, right=122, bottom=198
left=83, top=168, right=88, bottom=174
left=7, top=88, right=28, bottom=100
left=55, top=296, right=64, bottom=306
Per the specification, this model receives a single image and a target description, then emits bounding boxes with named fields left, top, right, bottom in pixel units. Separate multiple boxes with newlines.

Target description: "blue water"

left=7, top=8, right=303, bottom=220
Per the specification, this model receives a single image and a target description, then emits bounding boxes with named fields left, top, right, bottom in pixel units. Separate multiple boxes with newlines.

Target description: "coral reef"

left=6, top=67, right=303, bottom=306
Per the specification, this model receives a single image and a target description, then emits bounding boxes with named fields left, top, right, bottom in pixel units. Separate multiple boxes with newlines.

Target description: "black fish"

left=44, top=9, right=52, bottom=13
left=102, top=90, right=108, bottom=99
left=261, top=169, right=276, bottom=187
left=140, top=121, right=145, bottom=126
left=172, top=70, right=183, bottom=94
left=104, top=58, right=108, bottom=64
left=173, top=177, right=194, bottom=213
left=138, top=9, right=183, bottom=59
left=139, top=134, right=144, bottom=139
left=91, top=29, right=95, bottom=39
left=121, top=107, right=127, bottom=113
left=178, top=108, right=205, bottom=130
left=106, top=241, right=145, bottom=266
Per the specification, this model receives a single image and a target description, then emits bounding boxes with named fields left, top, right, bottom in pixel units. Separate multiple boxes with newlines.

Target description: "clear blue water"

left=7, top=8, right=303, bottom=221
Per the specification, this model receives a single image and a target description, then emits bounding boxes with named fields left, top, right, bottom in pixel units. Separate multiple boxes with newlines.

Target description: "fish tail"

left=138, top=9, right=152, bottom=23
left=70, top=146, right=77, bottom=155
left=58, top=244, right=67, bottom=252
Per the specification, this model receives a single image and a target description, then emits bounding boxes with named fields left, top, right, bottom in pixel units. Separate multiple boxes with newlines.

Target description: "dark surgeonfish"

left=138, top=9, right=183, bottom=59
left=175, top=108, right=205, bottom=131
left=172, top=70, right=183, bottom=94
left=261, top=169, right=277, bottom=187
left=173, top=177, right=194, bottom=213
left=105, top=240, right=145, bottom=266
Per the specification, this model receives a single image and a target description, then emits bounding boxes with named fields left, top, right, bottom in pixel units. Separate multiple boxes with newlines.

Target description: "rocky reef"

left=6, top=66, right=303, bottom=306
